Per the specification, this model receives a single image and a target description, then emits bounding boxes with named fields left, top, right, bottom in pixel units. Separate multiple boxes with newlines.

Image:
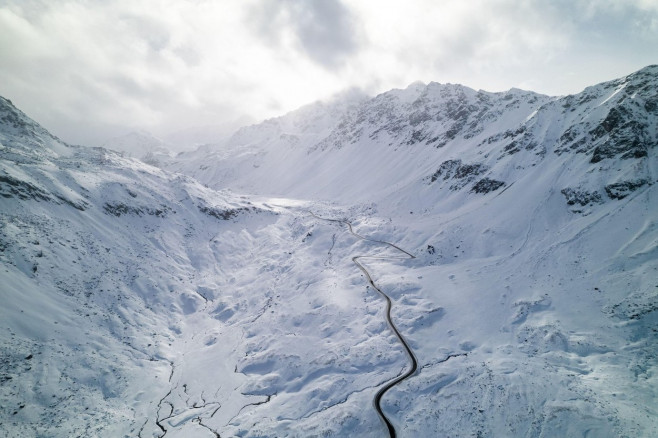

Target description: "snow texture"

left=1, top=66, right=658, bottom=437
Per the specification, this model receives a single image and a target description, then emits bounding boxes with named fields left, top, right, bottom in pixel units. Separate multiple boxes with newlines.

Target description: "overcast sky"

left=1, top=0, right=657, bottom=146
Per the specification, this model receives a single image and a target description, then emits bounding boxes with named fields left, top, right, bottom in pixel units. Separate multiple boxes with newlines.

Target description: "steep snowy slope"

left=0, top=96, right=280, bottom=436
left=2, top=66, right=657, bottom=438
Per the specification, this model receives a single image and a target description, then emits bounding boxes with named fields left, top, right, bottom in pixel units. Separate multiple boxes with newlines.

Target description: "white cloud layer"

left=0, top=0, right=656, bottom=146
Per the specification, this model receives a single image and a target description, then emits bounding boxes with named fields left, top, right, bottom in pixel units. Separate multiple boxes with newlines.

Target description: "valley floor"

left=4, top=187, right=656, bottom=437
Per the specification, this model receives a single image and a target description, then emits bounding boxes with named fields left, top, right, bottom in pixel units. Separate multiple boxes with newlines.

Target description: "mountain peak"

left=0, top=95, right=70, bottom=161
left=633, top=64, right=658, bottom=74
left=622, top=64, right=658, bottom=89
left=0, top=96, right=38, bottom=133
left=407, top=80, right=427, bottom=89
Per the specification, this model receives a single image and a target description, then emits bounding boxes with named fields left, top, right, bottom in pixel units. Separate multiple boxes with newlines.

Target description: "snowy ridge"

left=2, top=66, right=658, bottom=437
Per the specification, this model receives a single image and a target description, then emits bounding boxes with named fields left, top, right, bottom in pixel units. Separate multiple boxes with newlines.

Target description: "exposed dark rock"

left=198, top=205, right=249, bottom=220
left=103, top=202, right=170, bottom=217
left=0, top=174, right=51, bottom=201
left=600, top=107, right=626, bottom=135
left=103, top=203, right=143, bottom=216
left=0, top=98, right=36, bottom=135
left=559, top=127, right=578, bottom=145
left=591, top=134, right=649, bottom=163
left=588, top=105, right=652, bottom=163
left=455, top=163, right=487, bottom=179
left=429, top=159, right=462, bottom=183
left=484, top=126, right=526, bottom=145
left=644, top=96, right=658, bottom=113
left=0, top=174, right=88, bottom=210
left=428, top=160, right=488, bottom=188
left=482, top=125, right=542, bottom=158
left=504, top=141, right=520, bottom=155
left=606, top=289, right=658, bottom=321
left=560, top=188, right=603, bottom=206
left=471, top=178, right=505, bottom=194
left=605, top=179, right=649, bottom=200
left=408, top=129, right=428, bottom=145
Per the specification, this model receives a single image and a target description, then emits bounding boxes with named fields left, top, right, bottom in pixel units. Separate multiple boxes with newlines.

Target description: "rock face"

left=560, top=187, right=604, bottom=206
left=588, top=70, right=657, bottom=163
left=471, top=178, right=505, bottom=194
left=604, top=179, right=650, bottom=199
left=428, top=159, right=488, bottom=186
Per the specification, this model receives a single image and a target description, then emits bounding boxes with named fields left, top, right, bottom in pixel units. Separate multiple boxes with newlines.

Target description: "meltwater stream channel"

left=310, top=212, right=418, bottom=438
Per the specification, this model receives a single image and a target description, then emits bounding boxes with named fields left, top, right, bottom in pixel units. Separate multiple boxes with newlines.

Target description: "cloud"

left=341, top=0, right=573, bottom=93
left=248, top=0, right=361, bottom=69
left=0, top=0, right=656, bottom=147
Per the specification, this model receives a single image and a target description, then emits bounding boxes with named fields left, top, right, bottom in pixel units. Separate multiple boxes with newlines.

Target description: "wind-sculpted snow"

left=2, top=66, right=658, bottom=437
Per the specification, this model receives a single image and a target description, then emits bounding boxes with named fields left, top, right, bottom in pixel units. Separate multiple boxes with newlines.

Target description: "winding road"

left=310, top=212, right=418, bottom=438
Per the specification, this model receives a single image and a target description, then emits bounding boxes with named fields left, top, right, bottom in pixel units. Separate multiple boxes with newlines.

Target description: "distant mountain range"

left=167, top=65, right=657, bottom=215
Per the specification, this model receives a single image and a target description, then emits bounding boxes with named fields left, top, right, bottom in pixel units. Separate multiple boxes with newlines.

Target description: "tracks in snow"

left=310, top=212, right=417, bottom=438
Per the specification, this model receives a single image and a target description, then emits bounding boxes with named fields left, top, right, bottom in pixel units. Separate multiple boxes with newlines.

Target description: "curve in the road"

left=310, top=212, right=417, bottom=438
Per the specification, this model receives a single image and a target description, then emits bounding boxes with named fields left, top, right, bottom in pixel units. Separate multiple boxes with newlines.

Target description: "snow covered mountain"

left=168, top=66, right=657, bottom=211
left=2, top=66, right=657, bottom=437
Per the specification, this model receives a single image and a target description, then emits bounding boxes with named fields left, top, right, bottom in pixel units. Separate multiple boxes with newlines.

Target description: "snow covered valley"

left=1, top=66, right=657, bottom=437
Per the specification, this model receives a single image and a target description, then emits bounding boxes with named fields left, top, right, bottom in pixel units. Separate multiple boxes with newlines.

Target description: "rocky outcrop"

left=560, top=188, right=603, bottom=206
left=471, top=178, right=505, bottom=194
left=428, top=159, right=489, bottom=190
left=605, top=179, right=650, bottom=200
